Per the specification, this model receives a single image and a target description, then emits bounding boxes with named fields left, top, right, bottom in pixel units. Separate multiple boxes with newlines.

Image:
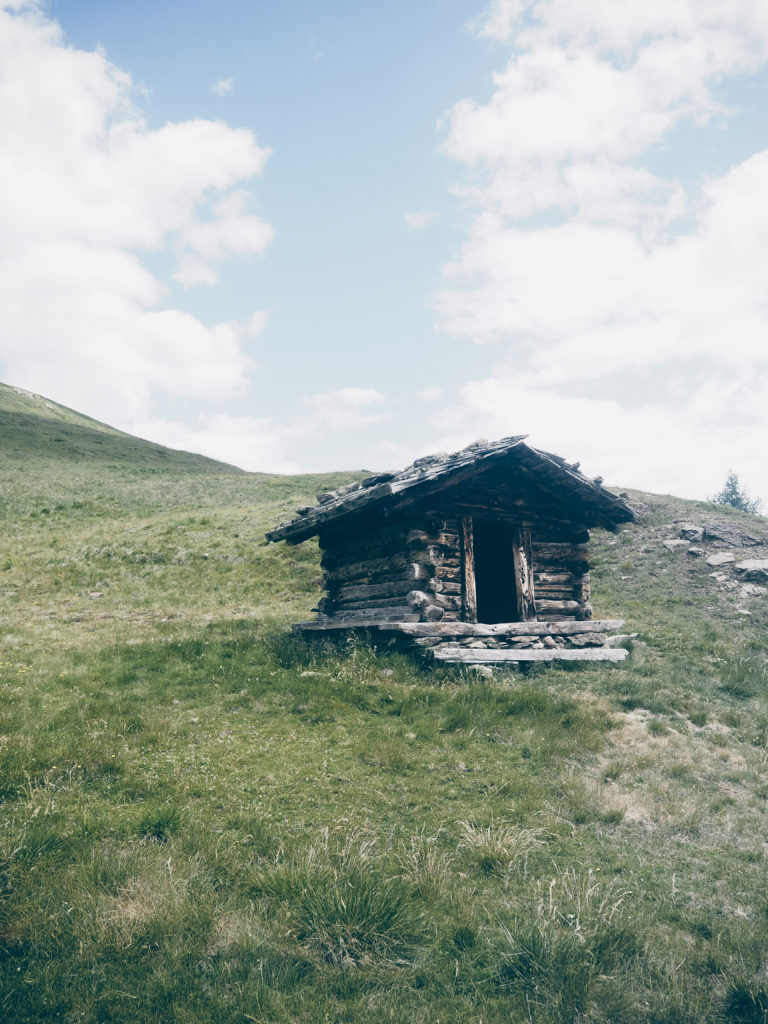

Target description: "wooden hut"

left=266, top=437, right=636, bottom=663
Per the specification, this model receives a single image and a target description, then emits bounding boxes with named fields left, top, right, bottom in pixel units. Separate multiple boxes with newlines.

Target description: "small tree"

left=712, top=470, right=762, bottom=515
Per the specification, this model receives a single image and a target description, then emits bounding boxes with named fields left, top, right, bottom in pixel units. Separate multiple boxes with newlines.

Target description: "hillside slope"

left=0, top=381, right=241, bottom=472
left=1, top=392, right=768, bottom=1024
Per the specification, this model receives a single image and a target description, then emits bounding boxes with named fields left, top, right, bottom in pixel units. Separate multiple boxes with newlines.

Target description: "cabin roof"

left=266, top=436, right=637, bottom=544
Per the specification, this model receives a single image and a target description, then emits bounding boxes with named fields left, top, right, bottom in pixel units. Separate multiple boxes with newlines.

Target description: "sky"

left=1, top=0, right=768, bottom=504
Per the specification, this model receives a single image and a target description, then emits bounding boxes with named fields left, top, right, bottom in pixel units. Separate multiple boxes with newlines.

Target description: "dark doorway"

left=473, top=520, right=520, bottom=623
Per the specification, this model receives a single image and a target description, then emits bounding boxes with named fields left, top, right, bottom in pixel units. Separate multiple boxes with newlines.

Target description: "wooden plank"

left=432, top=647, right=628, bottom=663
left=512, top=525, right=536, bottom=621
left=332, top=595, right=422, bottom=610
left=434, top=503, right=589, bottom=533
left=532, top=542, right=589, bottom=559
left=330, top=579, right=413, bottom=603
left=406, top=529, right=460, bottom=548
left=384, top=619, right=624, bottom=638
left=461, top=516, right=477, bottom=623
left=535, top=599, right=581, bottom=613
left=534, top=572, right=574, bottom=585
left=322, top=552, right=411, bottom=584
left=320, top=523, right=408, bottom=567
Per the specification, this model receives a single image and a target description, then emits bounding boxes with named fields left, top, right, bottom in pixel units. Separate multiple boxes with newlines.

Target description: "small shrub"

left=711, top=471, right=762, bottom=515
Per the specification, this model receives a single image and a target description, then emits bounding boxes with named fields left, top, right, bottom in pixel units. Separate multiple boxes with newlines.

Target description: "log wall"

left=317, top=513, right=463, bottom=624
left=315, top=506, right=592, bottom=626
left=531, top=525, right=592, bottom=621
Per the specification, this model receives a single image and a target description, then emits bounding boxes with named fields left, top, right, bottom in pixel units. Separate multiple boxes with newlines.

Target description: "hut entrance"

left=466, top=519, right=536, bottom=624
left=473, top=520, right=520, bottom=623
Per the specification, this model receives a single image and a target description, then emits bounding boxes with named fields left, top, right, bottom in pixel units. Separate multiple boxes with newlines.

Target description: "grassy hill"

left=2, top=387, right=768, bottom=1023
left=0, top=382, right=242, bottom=471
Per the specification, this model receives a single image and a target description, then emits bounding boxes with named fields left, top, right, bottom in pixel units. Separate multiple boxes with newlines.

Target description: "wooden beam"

left=386, top=619, right=624, bottom=638
left=512, top=526, right=536, bottom=621
left=461, top=515, right=477, bottom=623
left=329, top=579, right=413, bottom=603
left=535, top=599, right=582, bottom=614
left=432, top=647, right=628, bottom=663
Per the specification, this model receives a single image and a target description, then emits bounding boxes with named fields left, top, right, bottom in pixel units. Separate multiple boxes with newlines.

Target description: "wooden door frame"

left=461, top=515, right=536, bottom=623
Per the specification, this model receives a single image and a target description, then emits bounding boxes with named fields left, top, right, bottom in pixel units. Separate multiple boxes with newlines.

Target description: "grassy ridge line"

left=0, top=382, right=242, bottom=472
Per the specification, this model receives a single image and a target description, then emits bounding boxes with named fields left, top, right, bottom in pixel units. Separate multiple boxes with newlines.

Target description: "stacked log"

left=315, top=515, right=461, bottom=624
left=531, top=535, right=591, bottom=620
left=314, top=514, right=593, bottom=627
left=406, top=518, right=463, bottom=621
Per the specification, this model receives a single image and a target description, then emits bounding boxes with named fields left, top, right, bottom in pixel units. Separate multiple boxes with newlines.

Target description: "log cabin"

left=266, top=436, right=636, bottom=664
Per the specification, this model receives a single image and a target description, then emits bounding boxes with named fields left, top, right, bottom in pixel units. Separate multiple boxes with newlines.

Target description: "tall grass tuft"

left=250, top=837, right=425, bottom=968
left=458, top=820, right=548, bottom=873
left=492, top=869, right=637, bottom=1022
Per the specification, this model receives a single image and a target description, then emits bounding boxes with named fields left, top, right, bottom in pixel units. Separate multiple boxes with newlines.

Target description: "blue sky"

left=2, top=0, right=768, bottom=504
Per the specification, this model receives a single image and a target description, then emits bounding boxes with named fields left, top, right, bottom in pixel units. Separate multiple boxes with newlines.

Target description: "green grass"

left=2, top=386, right=768, bottom=1021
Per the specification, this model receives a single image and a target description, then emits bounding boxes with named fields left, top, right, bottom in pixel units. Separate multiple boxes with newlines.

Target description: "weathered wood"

left=405, top=591, right=446, bottom=620
left=271, top=481, right=394, bottom=544
left=406, top=529, right=460, bottom=549
left=461, top=516, right=477, bottom=623
left=535, top=599, right=581, bottom=614
left=330, top=579, right=413, bottom=603
left=268, top=437, right=635, bottom=544
left=534, top=571, right=580, bottom=585
left=321, top=551, right=417, bottom=584
left=535, top=561, right=590, bottom=577
left=386, top=619, right=624, bottom=638
left=532, top=542, right=589, bottom=560
left=437, top=503, right=591, bottom=534
left=426, top=592, right=461, bottom=611
left=533, top=585, right=579, bottom=597
left=407, top=562, right=432, bottom=582
left=436, top=559, right=462, bottom=575
left=431, top=647, right=628, bottom=663
left=333, top=594, right=423, bottom=610
left=576, top=602, right=593, bottom=621
left=320, top=519, right=408, bottom=556
left=431, top=580, right=462, bottom=596
left=424, top=604, right=446, bottom=621
left=271, top=439, right=632, bottom=650
left=512, top=525, right=536, bottom=621
left=574, top=582, right=591, bottom=603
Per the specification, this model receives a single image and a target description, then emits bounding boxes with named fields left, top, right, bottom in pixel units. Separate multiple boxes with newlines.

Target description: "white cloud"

left=428, top=369, right=768, bottom=504
left=0, top=1, right=272, bottom=430
left=129, top=387, right=392, bottom=474
left=248, top=310, right=269, bottom=336
left=173, top=260, right=220, bottom=289
left=444, top=0, right=768, bottom=227
left=475, top=0, right=768, bottom=54
left=432, top=0, right=768, bottom=504
left=304, top=387, right=388, bottom=429
left=212, top=77, right=234, bottom=96
left=405, top=209, right=437, bottom=232
left=131, top=413, right=304, bottom=474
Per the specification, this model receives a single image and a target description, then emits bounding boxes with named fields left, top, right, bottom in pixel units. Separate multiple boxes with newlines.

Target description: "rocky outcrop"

left=704, top=524, right=761, bottom=547
left=735, top=560, right=768, bottom=583
left=658, top=514, right=768, bottom=607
